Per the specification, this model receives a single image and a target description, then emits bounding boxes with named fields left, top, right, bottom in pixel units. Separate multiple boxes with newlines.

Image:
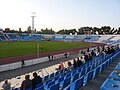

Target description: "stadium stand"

left=19, top=34, right=34, bottom=41
left=42, top=34, right=54, bottom=41
left=0, top=34, right=8, bottom=41
left=73, top=35, right=87, bottom=41
left=7, top=33, right=18, bottom=41
left=32, top=34, right=45, bottom=40
left=1, top=33, right=120, bottom=45
left=53, top=35, right=64, bottom=41
left=84, top=35, right=100, bottom=42
left=0, top=44, right=119, bottom=90
left=100, top=62, right=120, bottom=90
left=98, top=35, right=112, bottom=42
left=63, top=35, right=74, bottom=41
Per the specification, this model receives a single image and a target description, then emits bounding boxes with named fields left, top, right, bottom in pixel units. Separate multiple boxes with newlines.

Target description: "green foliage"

left=0, top=41, right=89, bottom=59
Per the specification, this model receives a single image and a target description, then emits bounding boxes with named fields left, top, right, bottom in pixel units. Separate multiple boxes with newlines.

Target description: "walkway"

left=80, top=56, right=120, bottom=90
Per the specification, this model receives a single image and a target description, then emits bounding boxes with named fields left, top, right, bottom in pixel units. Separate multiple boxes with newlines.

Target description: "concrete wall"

left=0, top=53, right=69, bottom=72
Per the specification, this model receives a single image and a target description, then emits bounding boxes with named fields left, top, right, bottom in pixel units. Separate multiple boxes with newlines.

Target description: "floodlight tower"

left=31, top=12, right=36, bottom=34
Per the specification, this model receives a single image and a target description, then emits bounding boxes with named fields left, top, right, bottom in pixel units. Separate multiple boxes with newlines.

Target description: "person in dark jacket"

left=73, top=59, right=77, bottom=69
left=77, top=58, right=82, bottom=67
left=32, top=72, right=42, bottom=90
left=20, top=75, right=32, bottom=90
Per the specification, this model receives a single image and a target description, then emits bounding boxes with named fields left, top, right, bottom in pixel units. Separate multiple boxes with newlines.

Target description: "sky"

left=0, top=0, right=120, bottom=31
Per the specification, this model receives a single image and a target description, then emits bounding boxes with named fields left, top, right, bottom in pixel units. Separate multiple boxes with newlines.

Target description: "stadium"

left=0, top=0, right=120, bottom=90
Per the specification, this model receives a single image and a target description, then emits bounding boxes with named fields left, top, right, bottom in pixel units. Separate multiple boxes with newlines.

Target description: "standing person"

left=48, top=55, right=51, bottom=61
left=32, top=72, right=42, bottom=90
left=2, top=80, right=11, bottom=90
left=20, top=75, right=32, bottom=90
left=51, top=55, right=54, bottom=60
left=21, top=59, right=25, bottom=67
left=64, top=53, right=67, bottom=58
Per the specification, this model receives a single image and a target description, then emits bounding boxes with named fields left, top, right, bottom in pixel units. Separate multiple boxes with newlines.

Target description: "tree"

left=37, top=28, right=55, bottom=34
left=57, top=29, right=77, bottom=35
left=78, top=27, right=84, bottom=35
left=100, top=26, right=111, bottom=34
left=117, top=27, right=120, bottom=34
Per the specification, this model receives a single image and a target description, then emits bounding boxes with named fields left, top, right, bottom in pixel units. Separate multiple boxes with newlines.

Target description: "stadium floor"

left=0, top=54, right=120, bottom=90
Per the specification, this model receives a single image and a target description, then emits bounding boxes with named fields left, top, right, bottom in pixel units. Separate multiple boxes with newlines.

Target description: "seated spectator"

left=73, top=59, right=77, bottom=69
left=77, top=58, right=83, bottom=67
left=32, top=72, right=42, bottom=90
left=88, top=53, right=93, bottom=60
left=80, top=56, right=85, bottom=63
left=56, top=62, right=65, bottom=70
left=91, top=50, right=96, bottom=57
left=2, top=80, right=11, bottom=90
left=67, top=61, right=73, bottom=71
left=20, top=75, right=32, bottom=90
left=84, top=54, right=89, bottom=62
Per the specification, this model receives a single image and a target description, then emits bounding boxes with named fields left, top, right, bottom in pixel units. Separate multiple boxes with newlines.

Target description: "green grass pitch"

left=0, top=41, right=90, bottom=59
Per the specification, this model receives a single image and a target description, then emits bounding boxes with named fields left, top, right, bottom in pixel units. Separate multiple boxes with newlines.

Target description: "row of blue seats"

left=0, top=34, right=44, bottom=41
left=26, top=50, right=120, bottom=90
left=63, top=51, right=120, bottom=90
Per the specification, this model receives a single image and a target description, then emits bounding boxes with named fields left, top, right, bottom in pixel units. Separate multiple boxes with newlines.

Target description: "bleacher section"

left=98, top=35, right=112, bottom=42
left=7, top=33, right=18, bottom=41
left=32, top=34, right=44, bottom=40
left=84, top=35, right=100, bottom=42
left=0, top=33, right=120, bottom=44
left=19, top=34, right=34, bottom=41
left=73, top=35, right=87, bottom=41
left=42, top=34, right=54, bottom=40
left=100, top=62, right=120, bottom=90
left=63, top=35, right=74, bottom=41
left=0, top=45, right=120, bottom=90
left=54, top=35, right=64, bottom=41
left=0, top=34, right=8, bottom=41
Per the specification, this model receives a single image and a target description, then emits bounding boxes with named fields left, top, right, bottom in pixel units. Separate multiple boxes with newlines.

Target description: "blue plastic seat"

left=49, top=73, right=54, bottom=78
left=71, top=69, right=77, bottom=76
left=48, top=83, right=59, bottom=90
left=59, top=70, right=64, bottom=74
left=45, top=79, right=52, bottom=85
left=36, top=85, right=44, bottom=90
left=74, top=76, right=84, bottom=90
left=56, top=76, right=64, bottom=83
left=84, top=70, right=94, bottom=84
left=86, top=66, right=91, bottom=74
left=64, top=76, right=84, bottom=90
left=80, top=69, right=86, bottom=77
left=77, top=67, right=82, bottom=72
left=65, top=72, right=71, bottom=79
left=45, top=81, right=55, bottom=89
left=36, top=83, right=43, bottom=88
left=93, top=66, right=100, bottom=78
left=55, top=71, right=59, bottom=76
left=60, top=77, right=71, bottom=89
left=54, top=76, right=59, bottom=81
left=43, top=75, right=49, bottom=81
left=71, top=73, right=79, bottom=82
